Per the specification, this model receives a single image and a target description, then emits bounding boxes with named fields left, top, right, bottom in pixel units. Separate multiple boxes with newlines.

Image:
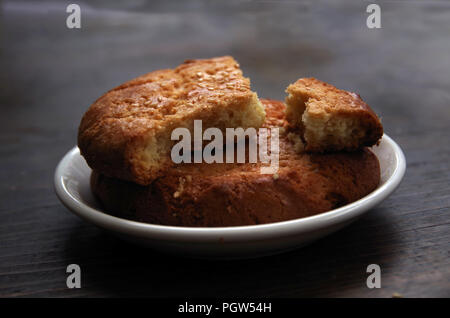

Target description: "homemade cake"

left=78, top=56, right=265, bottom=185
left=285, top=78, right=383, bottom=152
left=91, top=99, right=380, bottom=227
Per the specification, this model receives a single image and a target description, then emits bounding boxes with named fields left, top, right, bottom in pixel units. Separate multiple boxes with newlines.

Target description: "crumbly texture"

left=78, top=56, right=266, bottom=185
left=91, top=99, right=380, bottom=227
left=285, top=78, right=383, bottom=152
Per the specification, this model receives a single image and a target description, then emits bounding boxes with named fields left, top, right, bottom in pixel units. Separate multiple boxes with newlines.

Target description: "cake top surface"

left=79, top=56, right=255, bottom=134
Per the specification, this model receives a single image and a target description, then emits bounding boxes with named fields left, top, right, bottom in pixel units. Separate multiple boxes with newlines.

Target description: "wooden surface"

left=0, top=0, right=449, bottom=297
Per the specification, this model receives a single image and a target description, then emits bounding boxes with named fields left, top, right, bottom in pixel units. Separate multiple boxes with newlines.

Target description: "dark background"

left=1, top=0, right=449, bottom=297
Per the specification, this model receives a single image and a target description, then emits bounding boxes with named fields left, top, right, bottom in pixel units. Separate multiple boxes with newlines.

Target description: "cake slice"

left=78, top=56, right=265, bottom=185
left=285, top=78, right=383, bottom=152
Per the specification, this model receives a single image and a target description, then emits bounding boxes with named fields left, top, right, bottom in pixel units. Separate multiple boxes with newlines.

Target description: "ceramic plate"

left=54, top=134, right=405, bottom=259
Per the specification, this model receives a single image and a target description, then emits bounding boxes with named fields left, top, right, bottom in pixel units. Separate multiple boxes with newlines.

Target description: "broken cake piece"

left=78, top=56, right=266, bottom=185
left=285, top=78, right=383, bottom=152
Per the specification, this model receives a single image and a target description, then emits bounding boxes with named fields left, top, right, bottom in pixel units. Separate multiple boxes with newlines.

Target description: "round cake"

left=91, top=99, right=380, bottom=227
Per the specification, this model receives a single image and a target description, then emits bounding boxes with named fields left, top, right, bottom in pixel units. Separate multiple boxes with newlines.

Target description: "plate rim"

left=54, top=134, right=406, bottom=242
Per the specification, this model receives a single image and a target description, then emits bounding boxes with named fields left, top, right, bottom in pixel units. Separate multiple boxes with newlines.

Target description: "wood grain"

left=0, top=0, right=449, bottom=297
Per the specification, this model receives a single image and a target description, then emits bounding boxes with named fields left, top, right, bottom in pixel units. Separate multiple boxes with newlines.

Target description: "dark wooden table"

left=1, top=0, right=449, bottom=297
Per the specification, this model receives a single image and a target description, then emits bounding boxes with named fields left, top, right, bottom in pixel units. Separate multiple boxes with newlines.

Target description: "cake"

left=78, top=56, right=265, bottom=185
left=285, top=78, right=383, bottom=152
left=91, top=99, right=380, bottom=227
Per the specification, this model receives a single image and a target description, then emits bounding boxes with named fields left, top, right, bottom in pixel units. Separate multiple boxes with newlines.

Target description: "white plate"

left=54, top=134, right=405, bottom=259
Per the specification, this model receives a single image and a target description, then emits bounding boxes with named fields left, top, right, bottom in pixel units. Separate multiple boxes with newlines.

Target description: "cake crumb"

left=173, top=177, right=186, bottom=198
left=392, top=292, right=403, bottom=298
left=273, top=173, right=279, bottom=180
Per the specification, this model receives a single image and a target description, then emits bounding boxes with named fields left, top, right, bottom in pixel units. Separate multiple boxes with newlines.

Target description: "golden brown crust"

left=285, top=78, right=383, bottom=152
left=78, top=56, right=265, bottom=185
left=91, top=99, right=380, bottom=227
